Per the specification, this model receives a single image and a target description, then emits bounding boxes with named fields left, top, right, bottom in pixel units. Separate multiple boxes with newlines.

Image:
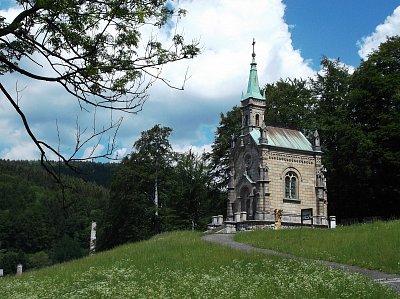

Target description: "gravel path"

left=202, top=233, right=400, bottom=294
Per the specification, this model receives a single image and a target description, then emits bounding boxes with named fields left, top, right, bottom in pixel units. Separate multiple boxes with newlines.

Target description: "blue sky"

left=284, top=0, right=400, bottom=68
left=0, top=0, right=399, bottom=160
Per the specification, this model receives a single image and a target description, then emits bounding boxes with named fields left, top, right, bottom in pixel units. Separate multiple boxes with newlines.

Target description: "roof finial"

left=242, top=38, right=263, bottom=101
left=252, top=38, right=256, bottom=58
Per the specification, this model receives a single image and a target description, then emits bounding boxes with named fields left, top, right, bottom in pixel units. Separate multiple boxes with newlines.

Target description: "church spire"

left=243, top=38, right=264, bottom=100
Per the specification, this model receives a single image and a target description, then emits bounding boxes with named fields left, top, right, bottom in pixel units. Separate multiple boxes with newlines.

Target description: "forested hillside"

left=0, top=160, right=113, bottom=275
left=0, top=129, right=226, bottom=274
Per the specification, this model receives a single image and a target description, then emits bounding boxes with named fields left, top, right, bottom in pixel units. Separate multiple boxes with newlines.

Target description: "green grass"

left=235, top=220, right=400, bottom=274
left=0, top=231, right=397, bottom=298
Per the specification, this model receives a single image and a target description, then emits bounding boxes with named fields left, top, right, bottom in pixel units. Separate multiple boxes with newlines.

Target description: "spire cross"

left=252, top=38, right=256, bottom=57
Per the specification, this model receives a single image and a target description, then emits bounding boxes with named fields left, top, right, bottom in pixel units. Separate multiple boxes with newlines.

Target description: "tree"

left=167, top=151, right=216, bottom=231
left=98, top=124, right=173, bottom=248
left=310, top=56, right=399, bottom=221
left=133, top=124, right=173, bottom=216
left=51, top=234, right=83, bottom=263
left=309, top=58, right=355, bottom=220
left=206, top=106, right=241, bottom=190
left=0, top=1, right=199, bottom=182
left=263, top=78, right=316, bottom=134
left=347, top=36, right=400, bottom=218
left=98, top=161, right=156, bottom=249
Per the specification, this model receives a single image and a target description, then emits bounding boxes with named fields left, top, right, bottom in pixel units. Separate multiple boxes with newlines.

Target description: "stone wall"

left=262, top=149, right=318, bottom=215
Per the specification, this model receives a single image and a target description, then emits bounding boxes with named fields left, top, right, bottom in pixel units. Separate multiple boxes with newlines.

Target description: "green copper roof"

left=242, top=43, right=264, bottom=101
left=250, top=126, right=314, bottom=152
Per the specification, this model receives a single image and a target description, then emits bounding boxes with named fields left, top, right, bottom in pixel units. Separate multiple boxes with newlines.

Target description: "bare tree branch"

left=0, top=0, right=200, bottom=185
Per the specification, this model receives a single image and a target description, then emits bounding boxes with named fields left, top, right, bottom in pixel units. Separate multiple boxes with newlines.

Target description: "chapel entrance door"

left=240, top=186, right=250, bottom=216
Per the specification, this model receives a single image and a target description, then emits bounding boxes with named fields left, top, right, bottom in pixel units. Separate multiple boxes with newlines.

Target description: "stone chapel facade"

left=220, top=45, right=328, bottom=230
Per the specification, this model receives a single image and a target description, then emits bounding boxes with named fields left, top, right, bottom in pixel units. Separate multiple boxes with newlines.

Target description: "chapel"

left=222, top=42, right=328, bottom=229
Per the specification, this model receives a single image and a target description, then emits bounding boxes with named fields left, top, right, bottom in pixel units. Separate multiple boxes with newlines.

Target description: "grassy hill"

left=235, top=220, right=400, bottom=274
left=0, top=231, right=397, bottom=298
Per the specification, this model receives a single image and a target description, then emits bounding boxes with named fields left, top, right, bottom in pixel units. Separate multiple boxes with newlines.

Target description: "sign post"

left=301, top=208, right=313, bottom=226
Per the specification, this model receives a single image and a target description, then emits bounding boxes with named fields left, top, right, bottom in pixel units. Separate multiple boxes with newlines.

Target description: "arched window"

left=285, top=171, right=298, bottom=199
left=245, top=115, right=249, bottom=126
left=255, top=114, right=260, bottom=126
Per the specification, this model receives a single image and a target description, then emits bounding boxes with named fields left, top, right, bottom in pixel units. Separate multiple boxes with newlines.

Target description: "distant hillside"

left=0, top=159, right=112, bottom=275
left=0, top=159, right=118, bottom=188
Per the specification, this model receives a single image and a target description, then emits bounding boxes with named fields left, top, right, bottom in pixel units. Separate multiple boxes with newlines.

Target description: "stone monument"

left=89, top=221, right=97, bottom=255
left=274, top=209, right=283, bottom=230
left=16, top=264, right=22, bottom=276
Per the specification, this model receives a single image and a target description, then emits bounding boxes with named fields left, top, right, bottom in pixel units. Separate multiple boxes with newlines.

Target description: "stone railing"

left=208, top=212, right=334, bottom=233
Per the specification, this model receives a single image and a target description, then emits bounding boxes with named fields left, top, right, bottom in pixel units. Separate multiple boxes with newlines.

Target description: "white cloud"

left=119, top=0, right=315, bottom=153
left=113, top=148, right=128, bottom=161
left=0, top=116, right=67, bottom=161
left=358, top=6, right=400, bottom=60
left=1, top=142, right=39, bottom=160
left=81, top=144, right=106, bottom=159
left=317, top=58, right=355, bottom=76
left=1, top=5, right=21, bottom=22
left=157, top=0, right=314, bottom=99
left=172, top=143, right=212, bottom=155
left=0, top=116, right=38, bottom=160
left=0, top=0, right=316, bottom=161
